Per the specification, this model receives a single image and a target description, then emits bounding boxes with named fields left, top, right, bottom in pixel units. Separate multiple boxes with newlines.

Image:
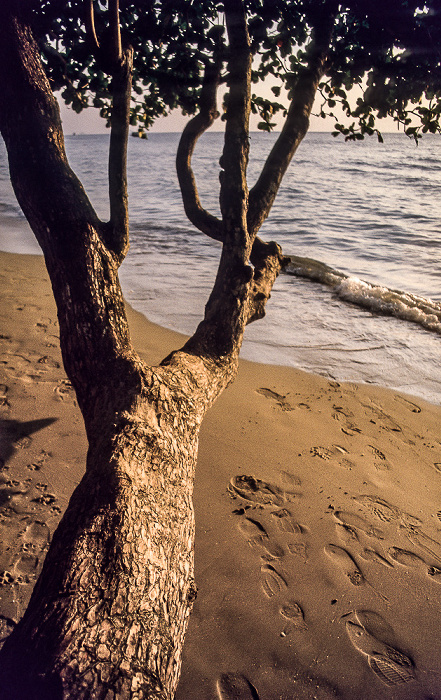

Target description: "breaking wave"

left=285, top=255, right=441, bottom=335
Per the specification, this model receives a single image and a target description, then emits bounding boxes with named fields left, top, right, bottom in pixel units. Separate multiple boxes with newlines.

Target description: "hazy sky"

left=59, top=94, right=398, bottom=136
left=59, top=99, right=334, bottom=135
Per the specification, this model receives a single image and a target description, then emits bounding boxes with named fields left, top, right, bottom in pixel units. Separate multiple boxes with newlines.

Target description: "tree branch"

left=0, top=8, right=137, bottom=412
left=176, top=57, right=224, bottom=242
left=219, top=0, right=252, bottom=254
left=247, top=7, right=337, bottom=237
left=85, top=0, right=100, bottom=53
left=247, top=238, right=289, bottom=324
left=105, top=46, right=133, bottom=259
left=109, top=0, right=123, bottom=65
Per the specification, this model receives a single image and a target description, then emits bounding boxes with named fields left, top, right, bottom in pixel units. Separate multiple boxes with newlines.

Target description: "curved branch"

left=176, top=57, right=224, bottom=242
left=174, top=1, right=256, bottom=373
left=247, top=6, right=337, bottom=237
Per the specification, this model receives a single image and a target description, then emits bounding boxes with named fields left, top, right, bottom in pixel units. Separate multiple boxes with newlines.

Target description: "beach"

left=1, top=249, right=441, bottom=699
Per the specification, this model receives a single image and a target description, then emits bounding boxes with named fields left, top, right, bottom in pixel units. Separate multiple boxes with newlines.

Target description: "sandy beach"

left=1, top=249, right=441, bottom=699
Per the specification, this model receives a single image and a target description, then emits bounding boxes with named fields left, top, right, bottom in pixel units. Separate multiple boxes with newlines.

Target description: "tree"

left=0, top=1, right=439, bottom=698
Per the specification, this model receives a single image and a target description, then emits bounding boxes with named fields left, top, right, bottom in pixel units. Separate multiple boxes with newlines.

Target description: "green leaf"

left=257, top=121, right=271, bottom=132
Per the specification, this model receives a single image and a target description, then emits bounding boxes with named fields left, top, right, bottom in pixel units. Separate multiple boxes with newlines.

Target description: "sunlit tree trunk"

left=0, top=1, right=335, bottom=697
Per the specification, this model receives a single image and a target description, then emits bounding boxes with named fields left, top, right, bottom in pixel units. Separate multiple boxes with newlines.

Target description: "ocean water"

left=0, top=131, right=440, bottom=404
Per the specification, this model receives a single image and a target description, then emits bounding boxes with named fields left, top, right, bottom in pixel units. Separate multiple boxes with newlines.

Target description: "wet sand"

left=1, top=250, right=441, bottom=699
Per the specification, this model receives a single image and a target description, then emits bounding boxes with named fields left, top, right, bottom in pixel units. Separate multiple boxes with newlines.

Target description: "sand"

left=0, top=249, right=441, bottom=699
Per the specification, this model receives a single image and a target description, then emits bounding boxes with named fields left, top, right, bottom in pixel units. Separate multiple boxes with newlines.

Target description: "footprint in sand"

left=14, top=435, right=33, bottom=450
left=362, top=402, right=402, bottom=433
left=256, top=388, right=294, bottom=412
left=310, top=446, right=335, bottom=460
left=270, top=508, right=303, bottom=535
left=335, top=523, right=359, bottom=545
left=340, top=423, right=362, bottom=437
left=394, top=395, right=421, bottom=414
left=345, top=611, right=415, bottom=686
left=330, top=409, right=362, bottom=436
left=0, top=384, right=9, bottom=408
left=21, top=520, right=50, bottom=554
left=428, top=566, right=441, bottom=583
left=279, top=600, right=306, bottom=637
left=229, top=475, right=286, bottom=508
left=355, top=495, right=398, bottom=523
left=217, top=672, right=260, bottom=700
left=287, top=542, right=308, bottom=560
left=324, top=544, right=364, bottom=586
left=54, top=379, right=75, bottom=401
left=366, top=446, right=392, bottom=472
left=359, top=548, right=394, bottom=569
left=239, top=517, right=268, bottom=538
left=261, top=563, right=287, bottom=598
left=333, top=510, right=384, bottom=540
left=403, top=526, right=441, bottom=567
left=387, top=546, right=441, bottom=583
left=27, top=449, right=51, bottom=473
left=37, top=355, right=60, bottom=369
left=332, top=404, right=354, bottom=420
left=239, top=518, right=285, bottom=561
left=388, top=547, right=426, bottom=569
left=310, top=445, right=354, bottom=470
left=369, top=445, right=387, bottom=461
left=280, top=471, right=301, bottom=488
left=356, top=494, right=422, bottom=529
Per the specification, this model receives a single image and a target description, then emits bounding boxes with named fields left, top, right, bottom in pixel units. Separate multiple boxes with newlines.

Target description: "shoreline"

left=1, top=250, right=441, bottom=698
left=0, top=203, right=439, bottom=407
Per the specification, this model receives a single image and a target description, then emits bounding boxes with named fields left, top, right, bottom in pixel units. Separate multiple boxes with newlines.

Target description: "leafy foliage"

left=28, top=0, right=441, bottom=139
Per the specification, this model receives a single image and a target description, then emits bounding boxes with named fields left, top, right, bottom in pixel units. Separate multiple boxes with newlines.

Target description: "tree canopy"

left=30, top=0, right=441, bottom=140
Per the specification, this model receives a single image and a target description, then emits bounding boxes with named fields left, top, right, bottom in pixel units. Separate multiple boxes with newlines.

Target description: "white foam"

left=285, top=257, right=441, bottom=335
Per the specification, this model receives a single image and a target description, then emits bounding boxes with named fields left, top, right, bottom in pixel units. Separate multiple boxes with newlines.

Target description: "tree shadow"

left=0, top=418, right=58, bottom=469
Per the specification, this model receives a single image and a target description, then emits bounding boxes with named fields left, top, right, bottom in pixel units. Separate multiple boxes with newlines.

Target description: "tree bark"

left=0, top=1, right=334, bottom=697
left=0, top=7, right=236, bottom=700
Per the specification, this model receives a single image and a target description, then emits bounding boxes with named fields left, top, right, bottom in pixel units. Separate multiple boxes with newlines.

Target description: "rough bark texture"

left=0, top=353, right=224, bottom=700
left=0, top=6, right=254, bottom=698
left=0, top=9, right=221, bottom=700
left=0, top=1, right=335, bottom=697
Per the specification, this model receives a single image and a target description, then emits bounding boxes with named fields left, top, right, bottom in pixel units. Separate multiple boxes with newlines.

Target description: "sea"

left=0, top=131, right=440, bottom=404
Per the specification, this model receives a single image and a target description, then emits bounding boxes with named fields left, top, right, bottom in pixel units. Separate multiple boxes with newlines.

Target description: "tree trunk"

left=0, top=354, right=227, bottom=700
left=0, top=8, right=238, bottom=699
left=0, top=0, right=326, bottom=695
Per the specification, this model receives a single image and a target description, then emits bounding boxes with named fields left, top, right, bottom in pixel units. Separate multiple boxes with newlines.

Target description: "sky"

left=60, top=97, right=398, bottom=136
left=59, top=96, right=335, bottom=135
